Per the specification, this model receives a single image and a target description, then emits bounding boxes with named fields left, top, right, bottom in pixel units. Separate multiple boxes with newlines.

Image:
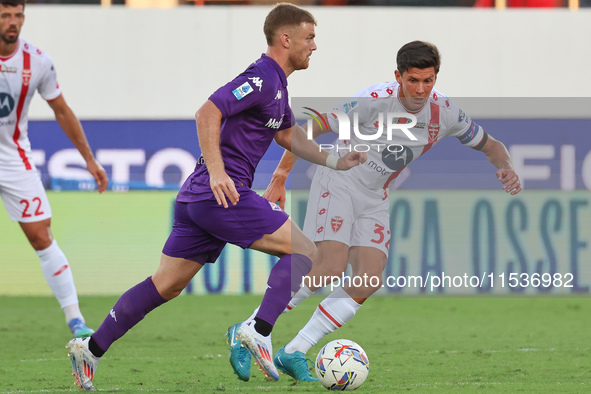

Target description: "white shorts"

left=0, top=169, right=52, bottom=222
left=303, top=166, right=390, bottom=257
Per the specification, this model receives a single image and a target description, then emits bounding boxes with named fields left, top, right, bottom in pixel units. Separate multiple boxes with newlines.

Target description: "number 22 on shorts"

left=20, top=197, right=44, bottom=218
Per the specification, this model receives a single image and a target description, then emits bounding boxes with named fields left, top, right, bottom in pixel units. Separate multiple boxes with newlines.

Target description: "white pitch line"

left=428, top=347, right=560, bottom=354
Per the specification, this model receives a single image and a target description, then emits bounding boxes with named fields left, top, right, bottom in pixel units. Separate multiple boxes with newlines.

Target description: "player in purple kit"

left=65, top=3, right=365, bottom=391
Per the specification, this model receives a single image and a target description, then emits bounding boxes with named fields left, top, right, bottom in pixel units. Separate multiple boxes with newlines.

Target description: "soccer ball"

left=315, top=339, right=369, bottom=390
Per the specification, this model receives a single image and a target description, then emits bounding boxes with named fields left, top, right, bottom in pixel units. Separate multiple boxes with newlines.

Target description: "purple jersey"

left=177, top=54, right=292, bottom=202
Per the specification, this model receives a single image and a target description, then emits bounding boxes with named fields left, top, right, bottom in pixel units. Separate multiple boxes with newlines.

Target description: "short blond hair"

left=263, top=3, right=317, bottom=46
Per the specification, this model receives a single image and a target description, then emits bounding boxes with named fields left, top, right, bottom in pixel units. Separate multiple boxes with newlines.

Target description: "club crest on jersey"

left=331, top=216, right=343, bottom=233
left=268, top=201, right=283, bottom=212
left=428, top=123, right=440, bottom=142
left=22, top=69, right=32, bottom=87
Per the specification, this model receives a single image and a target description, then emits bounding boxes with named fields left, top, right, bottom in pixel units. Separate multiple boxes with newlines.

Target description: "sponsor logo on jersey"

left=0, top=119, right=16, bottom=127
left=274, top=90, right=282, bottom=100
left=0, top=64, right=17, bottom=73
left=265, top=113, right=285, bottom=129
left=367, top=160, right=392, bottom=176
left=342, top=100, right=358, bottom=114
left=232, top=81, right=253, bottom=100
left=22, top=69, right=32, bottom=87
left=331, top=216, right=343, bottom=233
left=382, top=145, right=413, bottom=171
left=268, top=201, right=282, bottom=211
left=248, top=76, right=263, bottom=91
left=0, top=93, right=15, bottom=118
left=458, top=109, right=466, bottom=123
left=386, top=118, right=425, bottom=129
left=459, top=120, right=480, bottom=144
left=458, top=109, right=471, bottom=124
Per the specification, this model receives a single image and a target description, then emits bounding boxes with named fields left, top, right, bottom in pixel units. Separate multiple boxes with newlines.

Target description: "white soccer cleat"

left=236, top=319, right=279, bottom=381
left=66, top=337, right=100, bottom=391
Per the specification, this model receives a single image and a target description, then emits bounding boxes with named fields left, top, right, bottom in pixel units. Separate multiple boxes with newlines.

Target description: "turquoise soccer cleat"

left=274, top=346, right=318, bottom=382
left=226, top=322, right=251, bottom=381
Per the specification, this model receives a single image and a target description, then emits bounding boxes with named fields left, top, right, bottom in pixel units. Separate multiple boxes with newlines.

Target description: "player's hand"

left=87, top=159, right=108, bottom=193
left=337, top=151, right=367, bottom=170
left=209, top=170, right=240, bottom=208
left=497, top=169, right=522, bottom=195
left=263, top=174, right=287, bottom=210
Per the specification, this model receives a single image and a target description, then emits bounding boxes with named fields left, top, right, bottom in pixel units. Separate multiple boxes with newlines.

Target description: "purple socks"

left=91, top=277, right=167, bottom=353
left=255, top=253, right=313, bottom=327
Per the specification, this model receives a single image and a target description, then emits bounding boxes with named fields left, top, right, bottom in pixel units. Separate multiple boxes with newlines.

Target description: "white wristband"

left=325, top=154, right=339, bottom=170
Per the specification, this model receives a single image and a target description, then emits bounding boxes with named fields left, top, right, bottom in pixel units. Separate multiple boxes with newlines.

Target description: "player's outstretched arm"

left=265, top=115, right=333, bottom=209
left=479, top=133, right=522, bottom=195
left=47, top=94, right=108, bottom=193
left=195, top=100, right=239, bottom=208
left=275, top=123, right=366, bottom=171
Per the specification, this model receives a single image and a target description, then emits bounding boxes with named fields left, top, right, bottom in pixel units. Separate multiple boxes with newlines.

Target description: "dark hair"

left=0, top=0, right=25, bottom=7
left=263, top=2, right=316, bottom=46
left=396, top=41, right=441, bottom=75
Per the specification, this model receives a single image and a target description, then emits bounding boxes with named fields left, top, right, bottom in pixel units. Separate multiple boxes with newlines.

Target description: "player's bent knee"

left=318, top=264, right=347, bottom=280
left=28, top=235, right=53, bottom=251
left=301, top=241, right=318, bottom=263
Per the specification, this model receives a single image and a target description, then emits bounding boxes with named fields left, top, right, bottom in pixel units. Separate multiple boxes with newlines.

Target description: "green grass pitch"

left=1, top=295, right=590, bottom=392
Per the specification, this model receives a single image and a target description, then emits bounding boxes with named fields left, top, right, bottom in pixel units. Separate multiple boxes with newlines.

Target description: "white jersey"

left=0, top=39, right=61, bottom=171
left=326, top=82, right=486, bottom=194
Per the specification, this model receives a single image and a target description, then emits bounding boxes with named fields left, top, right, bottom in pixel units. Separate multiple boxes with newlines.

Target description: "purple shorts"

left=162, top=188, right=289, bottom=264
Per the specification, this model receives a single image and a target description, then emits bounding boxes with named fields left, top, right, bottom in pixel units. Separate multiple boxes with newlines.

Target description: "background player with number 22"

left=248, top=41, right=523, bottom=382
left=0, top=0, right=107, bottom=338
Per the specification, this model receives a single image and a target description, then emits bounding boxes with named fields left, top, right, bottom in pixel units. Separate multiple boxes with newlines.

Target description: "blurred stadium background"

left=1, top=3, right=590, bottom=298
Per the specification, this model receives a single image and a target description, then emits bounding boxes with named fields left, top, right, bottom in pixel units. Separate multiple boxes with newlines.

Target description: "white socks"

left=285, top=287, right=361, bottom=355
left=286, top=285, right=313, bottom=311
left=37, top=240, right=81, bottom=323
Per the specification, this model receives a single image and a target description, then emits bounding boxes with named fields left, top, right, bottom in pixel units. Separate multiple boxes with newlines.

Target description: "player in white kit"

left=0, top=0, right=108, bottom=337
left=260, top=41, right=522, bottom=381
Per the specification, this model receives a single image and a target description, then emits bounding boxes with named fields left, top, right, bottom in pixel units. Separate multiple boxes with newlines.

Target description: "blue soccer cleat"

left=274, top=346, right=318, bottom=382
left=226, top=322, right=251, bottom=381
left=68, top=318, right=95, bottom=338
